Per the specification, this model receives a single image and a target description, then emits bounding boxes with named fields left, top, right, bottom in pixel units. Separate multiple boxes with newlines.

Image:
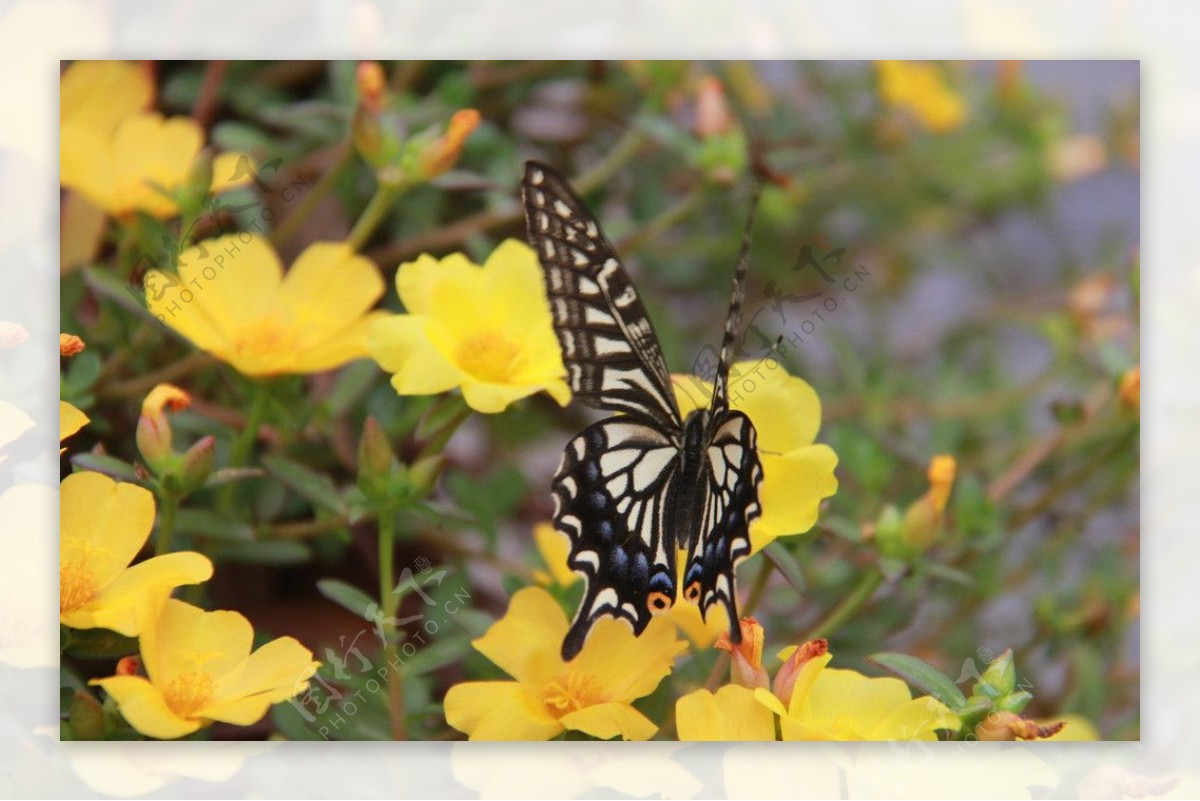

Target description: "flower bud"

left=59, top=332, right=86, bottom=357
left=1118, top=366, right=1139, bottom=412
left=136, top=411, right=175, bottom=474
left=177, top=435, right=216, bottom=495
left=115, top=655, right=142, bottom=676
left=715, top=617, right=769, bottom=690
left=357, top=416, right=396, bottom=501
left=899, top=455, right=956, bottom=553
left=357, top=61, right=387, bottom=114
left=695, top=76, right=734, bottom=139
left=419, top=109, right=481, bottom=179
left=68, top=689, right=106, bottom=741
left=976, top=711, right=1065, bottom=741
left=179, top=148, right=215, bottom=215
left=773, top=638, right=829, bottom=707
left=977, top=647, right=1016, bottom=698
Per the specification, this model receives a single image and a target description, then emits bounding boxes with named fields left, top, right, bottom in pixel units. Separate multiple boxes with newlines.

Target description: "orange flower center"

left=455, top=330, right=523, bottom=383
left=232, top=317, right=299, bottom=360
left=541, top=670, right=603, bottom=717
left=60, top=559, right=98, bottom=613
left=165, top=670, right=216, bottom=718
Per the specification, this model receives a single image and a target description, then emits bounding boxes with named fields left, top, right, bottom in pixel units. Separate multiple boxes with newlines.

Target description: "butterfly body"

left=523, top=161, right=763, bottom=661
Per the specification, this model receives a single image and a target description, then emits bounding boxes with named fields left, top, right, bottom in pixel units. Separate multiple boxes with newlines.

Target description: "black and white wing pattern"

left=522, top=161, right=681, bottom=429
left=523, top=160, right=764, bottom=661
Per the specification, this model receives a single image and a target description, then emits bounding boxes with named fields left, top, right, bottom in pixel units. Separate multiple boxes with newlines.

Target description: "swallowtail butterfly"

left=522, top=161, right=764, bottom=660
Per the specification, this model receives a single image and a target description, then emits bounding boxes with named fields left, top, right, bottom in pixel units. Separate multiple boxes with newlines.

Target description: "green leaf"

left=866, top=652, right=968, bottom=709
left=316, top=578, right=376, bottom=620
left=69, top=453, right=141, bottom=483
left=174, top=509, right=254, bottom=542
left=762, top=540, right=806, bottom=595
left=210, top=539, right=310, bottom=565
left=262, top=454, right=346, bottom=516
left=63, top=627, right=139, bottom=660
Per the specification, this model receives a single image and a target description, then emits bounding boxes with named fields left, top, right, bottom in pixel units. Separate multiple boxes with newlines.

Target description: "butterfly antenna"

left=711, top=180, right=764, bottom=412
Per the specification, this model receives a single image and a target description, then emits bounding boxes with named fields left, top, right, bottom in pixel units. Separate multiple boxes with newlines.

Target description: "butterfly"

left=522, top=161, right=764, bottom=660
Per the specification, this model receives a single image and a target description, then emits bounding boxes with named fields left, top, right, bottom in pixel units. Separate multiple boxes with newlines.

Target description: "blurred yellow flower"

left=91, top=599, right=319, bottom=739
left=876, top=61, right=967, bottom=133
left=673, top=360, right=839, bottom=552
left=369, top=239, right=570, bottom=413
left=531, top=521, right=578, bottom=588
left=675, top=684, right=775, bottom=741
left=754, top=646, right=959, bottom=741
left=59, top=401, right=89, bottom=451
left=59, top=60, right=248, bottom=219
left=444, top=586, right=685, bottom=740
left=146, top=234, right=388, bottom=376
left=60, top=471, right=212, bottom=636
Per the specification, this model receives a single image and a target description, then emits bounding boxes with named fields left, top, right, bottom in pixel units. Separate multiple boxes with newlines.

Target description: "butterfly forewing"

left=523, top=162, right=682, bottom=429
left=552, top=417, right=681, bottom=660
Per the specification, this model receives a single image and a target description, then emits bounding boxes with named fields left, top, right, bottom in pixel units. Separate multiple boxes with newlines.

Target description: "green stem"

left=573, top=124, right=649, bottom=195
left=155, top=492, right=180, bottom=555
left=377, top=509, right=408, bottom=740
left=346, top=181, right=406, bottom=252
left=806, top=568, right=884, bottom=641
left=741, top=556, right=774, bottom=618
left=218, top=380, right=270, bottom=513
left=616, top=185, right=705, bottom=253
left=270, top=142, right=355, bottom=247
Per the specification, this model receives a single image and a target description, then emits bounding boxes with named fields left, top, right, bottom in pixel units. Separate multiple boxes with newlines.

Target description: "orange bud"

left=115, top=655, right=142, bottom=676
left=59, top=332, right=85, bottom=357
left=141, top=383, right=191, bottom=419
left=421, top=109, right=481, bottom=178
left=976, top=711, right=1066, bottom=741
left=356, top=61, right=387, bottom=113
left=1118, top=366, right=1139, bottom=412
left=695, top=76, right=734, bottom=138
left=773, top=638, right=829, bottom=707
left=900, top=454, right=957, bottom=552
left=715, top=617, right=769, bottom=689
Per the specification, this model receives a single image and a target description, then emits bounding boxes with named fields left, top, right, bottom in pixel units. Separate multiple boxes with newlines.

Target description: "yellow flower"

left=60, top=471, right=212, bottom=636
left=876, top=61, right=967, bottom=133
left=60, top=60, right=248, bottom=219
left=146, top=234, right=388, bottom=376
left=60, top=401, right=90, bottom=452
left=715, top=617, right=769, bottom=689
left=369, top=239, right=571, bottom=413
left=444, top=586, right=685, bottom=740
left=673, top=360, right=839, bottom=552
left=531, top=522, right=579, bottom=588
left=676, top=684, right=776, bottom=741
left=91, top=599, right=319, bottom=739
left=754, top=646, right=958, bottom=741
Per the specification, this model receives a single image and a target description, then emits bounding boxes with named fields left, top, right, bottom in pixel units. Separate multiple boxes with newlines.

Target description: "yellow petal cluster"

left=91, top=599, right=319, bottom=739
left=876, top=61, right=967, bottom=133
left=60, top=60, right=248, bottom=219
left=444, top=587, right=685, bottom=740
left=673, top=359, right=839, bottom=552
left=60, top=472, right=212, bottom=636
left=369, top=239, right=571, bottom=413
left=147, top=235, right=388, bottom=376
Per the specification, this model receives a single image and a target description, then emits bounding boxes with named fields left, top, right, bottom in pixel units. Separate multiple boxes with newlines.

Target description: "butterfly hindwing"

left=682, top=409, right=764, bottom=633
left=523, top=161, right=682, bottom=429
left=552, top=417, right=680, bottom=661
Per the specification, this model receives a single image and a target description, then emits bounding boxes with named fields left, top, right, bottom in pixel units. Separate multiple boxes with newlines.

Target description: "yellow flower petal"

left=571, top=615, right=686, bottom=702
left=444, top=681, right=563, bottom=741
left=90, top=675, right=203, bottom=740
left=60, top=61, right=154, bottom=136
left=532, top=522, right=579, bottom=588
left=276, top=242, right=385, bottom=351
left=677, top=685, right=776, bottom=741
left=174, top=233, right=284, bottom=340
left=470, top=587, right=566, bottom=689
left=60, top=472, right=155, bottom=595
left=731, top=362, right=823, bottom=451
left=203, top=636, right=319, bottom=725
left=370, top=315, right=465, bottom=396
left=291, top=309, right=392, bottom=373
left=60, top=551, right=213, bottom=637
left=142, top=601, right=252, bottom=690
left=460, top=379, right=549, bottom=415
left=559, top=701, right=658, bottom=741
left=753, top=445, right=839, bottom=551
